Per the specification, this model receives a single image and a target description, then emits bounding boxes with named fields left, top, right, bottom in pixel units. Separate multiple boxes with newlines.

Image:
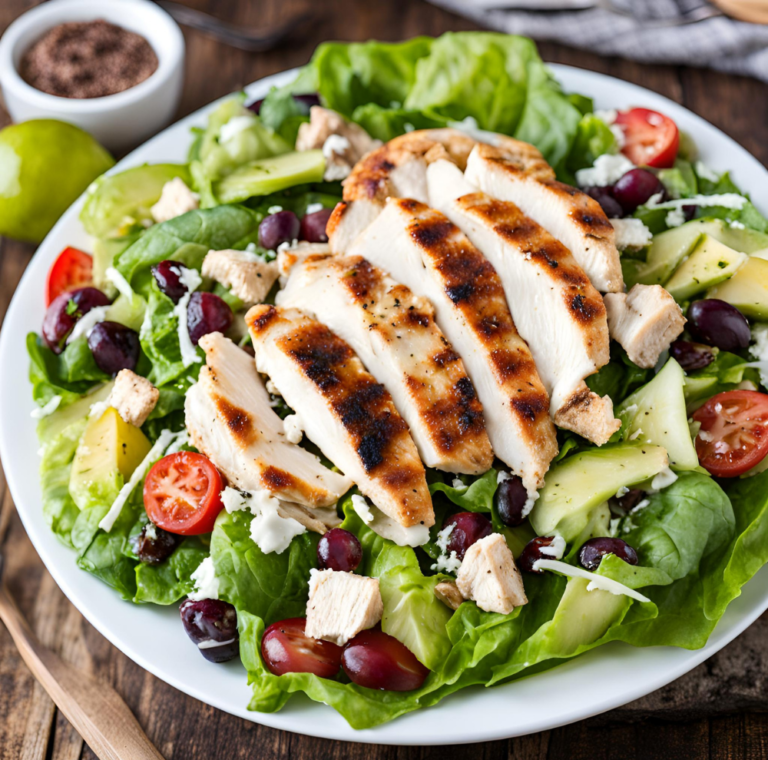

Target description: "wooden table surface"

left=2, top=1, right=768, bottom=757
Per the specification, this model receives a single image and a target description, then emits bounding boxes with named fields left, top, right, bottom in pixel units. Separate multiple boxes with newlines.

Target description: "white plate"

left=1, top=64, right=767, bottom=746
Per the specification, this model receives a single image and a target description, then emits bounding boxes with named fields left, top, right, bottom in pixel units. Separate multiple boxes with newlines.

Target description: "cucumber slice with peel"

left=214, top=150, right=325, bottom=203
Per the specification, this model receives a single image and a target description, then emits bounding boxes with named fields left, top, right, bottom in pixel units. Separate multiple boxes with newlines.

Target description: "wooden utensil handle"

left=0, top=584, right=164, bottom=760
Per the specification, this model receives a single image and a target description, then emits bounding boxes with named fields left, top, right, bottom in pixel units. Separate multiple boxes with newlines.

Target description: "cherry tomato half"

left=615, top=108, right=679, bottom=169
left=261, top=618, right=343, bottom=678
left=46, top=247, right=93, bottom=306
left=143, top=451, right=224, bottom=535
left=692, top=390, right=768, bottom=478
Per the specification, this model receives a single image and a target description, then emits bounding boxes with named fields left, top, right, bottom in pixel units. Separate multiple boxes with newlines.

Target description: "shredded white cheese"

left=539, top=534, right=566, bottom=560
left=532, top=559, right=650, bottom=602
left=282, top=414, right=303, bottom=444
left=497, top=470, right=511, bottom=484
left=431, top=523, right=462, bottom=574
left=188, top=557, right=219, bottom=601
left=615, top=486, right=630, bottom=498
left=173, top=265, right=203, bottom=367
left=99, top=428, right=183, bottom=532
left=66, top=306, right=110, bottom=344
left=351, top=494, right=374, bottom=524
left=31, top=395, right=61, bottom=419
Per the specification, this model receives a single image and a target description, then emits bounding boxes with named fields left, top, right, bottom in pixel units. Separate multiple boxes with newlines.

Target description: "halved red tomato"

left=692, top=390, right=768, bottom=478
left=143, top=451, right=224, bottom=535
left=615, top=108, right=679, bottom=169
left=45, top=247, right=93, bottom=306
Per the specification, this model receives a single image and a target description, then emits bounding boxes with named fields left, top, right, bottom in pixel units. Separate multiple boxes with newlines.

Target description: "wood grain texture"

left=1, top=1, right=768, bottom=758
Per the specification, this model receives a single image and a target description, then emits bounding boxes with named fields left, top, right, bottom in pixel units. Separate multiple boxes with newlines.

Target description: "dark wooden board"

left=1, top=1, right=767, bottom=757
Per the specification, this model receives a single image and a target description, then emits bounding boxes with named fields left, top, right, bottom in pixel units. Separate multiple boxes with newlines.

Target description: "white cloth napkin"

left=428, top=0, right=768, bottom=82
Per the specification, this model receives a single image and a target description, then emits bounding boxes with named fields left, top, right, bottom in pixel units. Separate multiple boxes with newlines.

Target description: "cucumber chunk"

left=214, top=150, right=325, bottom=203
left=617, top=358, right=699, bottom=470
left=629, top=223, right=704, bottom=287
left=707, top=256, right=768, bottom=320
left=530, top=443, right=669, bottom=541
left=664, top=235, right=747, bottom=301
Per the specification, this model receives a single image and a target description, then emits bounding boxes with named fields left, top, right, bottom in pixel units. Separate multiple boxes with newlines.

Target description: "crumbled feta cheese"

left=750, top=324, right=768, bottom=386
left=246, top=242, right=258, bottom=252
left=188, top=557, right=219, bottom=601
left=403, top=122, right=415, bottom=133
left=173, top=265, right=203, bottom=367
left=730, top=220, right=746, bottom=230
left=594, top=109, right=618, bottom=125
left=282, top=414, right=303, bottom=444
left=66, top=305, right=110, bottom=344
left=539, top=534, right=566, bottom=559
left=615, top=486, right=630, bottom=498
left=451, top=477, right=468, bottom=491
left=88, top=399, right=111, bottom=420
left=276, top=239, right=298, bottom=255
left=609, top=517, right=621, bottom=537
left=322, top=134, right=351, bottom=159
left=219, top=115, right=256, bottom=144
left=522, top=491, right=539, bottom=519
left=431, top=523, right=462, bottom=574
left=695, top=161, right=720, bottom=183
left=266, top=379, right=280, bottom=396
left=352, top=494, right=374, bottom=524
left=698, top=430, right=714, bottom=443
left=99, top=428, right=183, bottom=532
left=531, top=559, right=650, bottom=602
left=497, top=471, right=511, bottom=484
left=150, top=178, right=200, bottom=223
left=447, top=116, right=502, bottom=147
left=144, top=522, right=158, bottom=541
left=650, top=467, right=678, bottom=491
left=30, top=395, right=61, bottom=419
left=267, top=206, right=283, bottom=215
left=630, top=498, right=650, bottom=515
left=575, top=153, right=635, bottom=188
left=305, top=203, right=324, bottom=215
left=611, top=218, right=653, bottom=251
left=665, top=208, right=687, bottom=228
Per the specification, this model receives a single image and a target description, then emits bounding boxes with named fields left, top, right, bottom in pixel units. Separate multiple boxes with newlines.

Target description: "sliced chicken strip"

left=428, top=160, right=620, bottom=445
left=276, top=241, right=331, bottom=286
left=185, top=333, right=351, bottom=531
left=246, top=305, right=434, bottom=528
left=279, top=254, right=492, bottom=475
left=465, top=143, right=623, bottom=293
left=347, top=198, right=557, bottom=492
left=329, top=129, right=553, bottom=254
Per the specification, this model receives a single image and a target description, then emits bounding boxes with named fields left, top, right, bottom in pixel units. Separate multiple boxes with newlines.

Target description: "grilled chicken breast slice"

left=428, top=160, right=620, bottom=445
left=185, top=333, right=351, bottom=530
left=246, top=305, right=434, bottom=528
left=347, top=198, right=557, bottom=492
left=279, top=254, right=492, bottom=475
left=329, top=129, right=553, bottom=254
left=465, top=144, right=624, bottom=293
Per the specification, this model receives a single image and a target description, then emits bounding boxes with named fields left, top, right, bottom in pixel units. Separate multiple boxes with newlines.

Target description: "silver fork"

left=156, top=1, right=320, bottom=52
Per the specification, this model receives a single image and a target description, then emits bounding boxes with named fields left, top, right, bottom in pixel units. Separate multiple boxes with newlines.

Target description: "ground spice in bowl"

left=19, top=19, right=159, bottom=99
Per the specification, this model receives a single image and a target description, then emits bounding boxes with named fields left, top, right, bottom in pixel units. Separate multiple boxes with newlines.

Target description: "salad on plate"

left=27, top=32, right=768, bottom=729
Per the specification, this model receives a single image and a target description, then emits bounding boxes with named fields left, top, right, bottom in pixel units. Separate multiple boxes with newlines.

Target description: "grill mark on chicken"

left=260, top=465, right=296, bottom=492
left=539, top=179, right=615, bottom=239
left=214, top=396, right=255, bottom=445
left=250, top=303, right=279, bottom=334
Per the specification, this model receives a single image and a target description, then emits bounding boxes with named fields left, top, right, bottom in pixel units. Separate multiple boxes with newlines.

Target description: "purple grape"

left=443, top=512, right=492, bottom=561
left=495, top=475, right=529, bottom=527
left=687, top=299, right=750, bottom=352
left=518, top=536, right=559, bottom=574
left=612, top=169, right=667, bottom=214
left=135, top=524, right=180, bottom=564
left=87, top=321, right=140, bottom=376
left=578, top=537, right=638, bottom=571
left=317, top=528, right=362, bottom=572
left=152, top=259, right=187, bottom=304
left=300, top=208, right=333, bottom=243
left=682, top=204, right=698, bottom=222
left=258, top=210, right=300, bottom=250
left=42, top=286, right=110, bottom=354
left=670, top=339, right=715, bottom=371
left=583, top=186, right=623, bottom=219
left=179, top=598, right=239, bottom=663
left=187, top=292, right=233, bottom=346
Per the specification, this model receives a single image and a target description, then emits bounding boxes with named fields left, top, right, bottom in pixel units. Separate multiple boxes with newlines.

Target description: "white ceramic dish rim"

left=1, top=64, right=767, bottom=746
left=0, top=0, right=184, bottom=113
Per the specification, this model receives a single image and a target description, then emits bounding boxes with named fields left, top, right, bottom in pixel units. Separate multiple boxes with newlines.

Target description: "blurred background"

left=0, top=1, right=767, bottom=758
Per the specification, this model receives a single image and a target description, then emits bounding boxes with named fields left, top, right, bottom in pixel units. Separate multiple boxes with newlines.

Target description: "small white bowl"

left=0, top=0, right=185, bottom=151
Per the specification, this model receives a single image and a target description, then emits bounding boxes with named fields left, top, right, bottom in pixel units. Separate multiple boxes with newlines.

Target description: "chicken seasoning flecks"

left=19, top=19, right=158, bottom=99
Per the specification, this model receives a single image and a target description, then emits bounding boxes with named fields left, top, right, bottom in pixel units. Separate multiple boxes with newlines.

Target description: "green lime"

left=0, top=120, right=114, bottom=244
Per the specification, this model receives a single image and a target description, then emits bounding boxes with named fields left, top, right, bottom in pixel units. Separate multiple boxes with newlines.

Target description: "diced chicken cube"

left=604, top=284, right=686, bottom=369
left=456, top=533, right=528, bottom=615
left=305, top=569, right=383, bottom=646
left=202, top=248, right=278, bottom=304
left=110, top=370, right=159, bottom=428
left=150, top=177, right=199, bottom=224
left=296, top=106, right=382, bottom=182
left=434, top=580, right=464, bottom=611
